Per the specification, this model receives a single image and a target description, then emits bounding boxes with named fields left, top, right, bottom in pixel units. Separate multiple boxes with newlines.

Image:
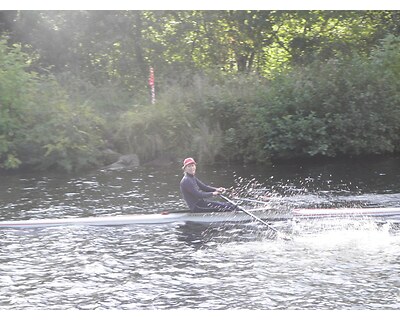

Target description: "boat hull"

left=1, top=207, right=400, bottom=229
left=0, top=208, right=276, bottom=228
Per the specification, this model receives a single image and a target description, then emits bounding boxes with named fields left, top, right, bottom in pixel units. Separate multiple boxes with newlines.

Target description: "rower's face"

left=185, top=163, right=196, bottom=175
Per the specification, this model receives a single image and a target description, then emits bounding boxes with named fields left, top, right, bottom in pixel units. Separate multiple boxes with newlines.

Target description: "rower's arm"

left=195, top=177, right=217, bottom=193
left=181, top=177, right=214, bottom=198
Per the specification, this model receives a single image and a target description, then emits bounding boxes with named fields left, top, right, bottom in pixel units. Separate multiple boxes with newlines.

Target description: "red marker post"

left=149, top=67, right=155, bottom=104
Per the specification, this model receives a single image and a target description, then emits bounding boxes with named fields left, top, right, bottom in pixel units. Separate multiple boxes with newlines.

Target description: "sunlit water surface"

left=1, top=158, right=400, bottom=309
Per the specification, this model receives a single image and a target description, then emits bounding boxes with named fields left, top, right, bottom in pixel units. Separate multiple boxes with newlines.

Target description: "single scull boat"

left=1, top=206, right=400, bottom=229
left=0, top=207, right=276, bottom=228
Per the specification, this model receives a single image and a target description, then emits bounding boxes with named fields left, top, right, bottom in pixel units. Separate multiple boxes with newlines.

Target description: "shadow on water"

left=176, top=221, right=284, bottom=250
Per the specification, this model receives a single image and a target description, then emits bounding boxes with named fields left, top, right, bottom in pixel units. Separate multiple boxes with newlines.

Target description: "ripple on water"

left=1, top=219, right=400, bottom=309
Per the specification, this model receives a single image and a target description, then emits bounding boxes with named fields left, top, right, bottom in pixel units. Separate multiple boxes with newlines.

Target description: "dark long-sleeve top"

left=180, top=173, right=216, bottom=211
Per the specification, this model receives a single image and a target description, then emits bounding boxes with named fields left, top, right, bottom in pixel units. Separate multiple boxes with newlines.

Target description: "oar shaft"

left=220, top=195, right=280, bottom=233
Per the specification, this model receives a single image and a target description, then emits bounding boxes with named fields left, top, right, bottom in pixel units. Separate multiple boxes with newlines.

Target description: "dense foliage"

left=1, top=11, right=400, bottom=171
left=0, top=39, right=105, bottom=171
left=250, top=35, right=400, bottom=161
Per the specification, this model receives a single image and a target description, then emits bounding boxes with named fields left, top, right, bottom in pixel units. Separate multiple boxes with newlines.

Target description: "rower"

left=180, top=157, right=236, bottom=212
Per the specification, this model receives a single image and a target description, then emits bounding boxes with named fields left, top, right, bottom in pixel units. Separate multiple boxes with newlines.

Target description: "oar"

left=220, top=194, right=291, bottom=241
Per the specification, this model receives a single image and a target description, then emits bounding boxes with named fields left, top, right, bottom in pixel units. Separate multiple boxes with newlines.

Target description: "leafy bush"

left=0, top=38, right=105, bottom=172
left=246, top=34, right=400, bottom=161
left=18, top=80, right=105, bottom=172
left=0, top=39, right=37, bottom=169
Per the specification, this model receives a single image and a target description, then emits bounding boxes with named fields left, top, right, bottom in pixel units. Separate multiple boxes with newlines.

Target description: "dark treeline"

left=1, top=10, right=400, bottom=172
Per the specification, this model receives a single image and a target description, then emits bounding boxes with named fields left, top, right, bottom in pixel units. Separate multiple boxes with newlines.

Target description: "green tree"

left=0, top=39, right=34, bottom=168
left=246, top=34, right=400, bottom=161
left=0, top=37, right=105, bottom=172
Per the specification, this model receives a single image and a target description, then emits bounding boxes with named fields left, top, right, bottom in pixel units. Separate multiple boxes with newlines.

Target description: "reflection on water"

left=1, top=156, right=400, bottom=309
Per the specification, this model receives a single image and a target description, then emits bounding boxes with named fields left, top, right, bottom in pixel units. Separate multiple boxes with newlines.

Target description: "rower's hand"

left=213, top=188, right=225, bottom=195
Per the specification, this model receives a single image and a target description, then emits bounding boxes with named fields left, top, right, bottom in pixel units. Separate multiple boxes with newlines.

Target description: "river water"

left=1, top=157, right=400, bottom=310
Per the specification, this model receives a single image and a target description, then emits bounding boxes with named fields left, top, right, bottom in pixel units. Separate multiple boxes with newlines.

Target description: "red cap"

left=182, top=157, right=196, bottom=169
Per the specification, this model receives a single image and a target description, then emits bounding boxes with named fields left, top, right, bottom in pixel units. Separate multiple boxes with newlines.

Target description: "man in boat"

left=180, top=157, right=237, bottom=212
